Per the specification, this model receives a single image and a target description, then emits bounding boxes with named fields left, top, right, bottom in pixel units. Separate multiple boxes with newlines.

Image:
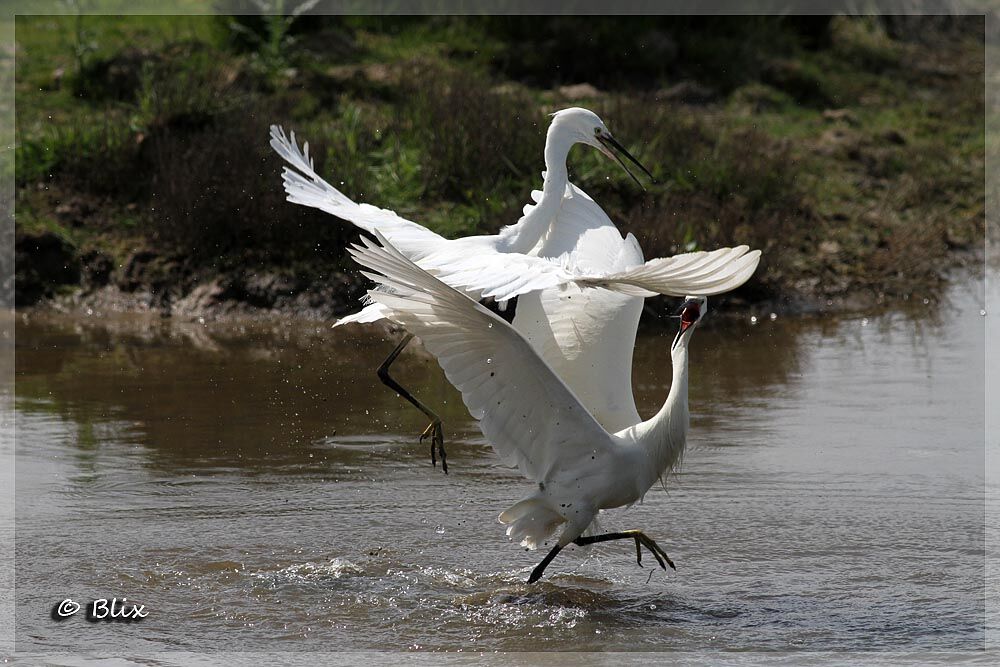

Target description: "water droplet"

left=981, top=309, right=987, bottom=316
left=769, top=312, right=777, bottom=321
left=749, top=316, right=758, bottom=324
left=486, top=358, right=493, bottom=364
left=435, top=525, right=445, bottom=534
left=922, top=298, right=930, bottom=305
left=861, top=318, right=869, bottom=326
left=487, top=322, right=493, bottom=328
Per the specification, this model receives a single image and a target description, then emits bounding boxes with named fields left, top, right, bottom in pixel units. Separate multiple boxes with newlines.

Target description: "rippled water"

left=12, top=278, right=987, bottom=659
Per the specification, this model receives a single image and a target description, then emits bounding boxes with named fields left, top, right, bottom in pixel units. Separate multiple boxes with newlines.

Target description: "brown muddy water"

left=11, top=277, right=988, bottom=659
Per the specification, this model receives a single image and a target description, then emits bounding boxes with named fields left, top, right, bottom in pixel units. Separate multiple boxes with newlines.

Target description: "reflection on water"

left=14, top=279, right=985, bottom=655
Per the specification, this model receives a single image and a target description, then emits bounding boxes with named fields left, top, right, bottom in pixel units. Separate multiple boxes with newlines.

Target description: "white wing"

left=269, top=125, right=445, bottom=260
left=351, top=233, right=619, bottom=483
left=428, top=243, right=761, bottom=301
left=335, top=239, right=760, bottom=327
left=576, top=246, right=762, bottom=297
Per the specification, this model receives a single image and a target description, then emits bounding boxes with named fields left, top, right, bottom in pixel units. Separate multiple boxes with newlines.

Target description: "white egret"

left=270, top=108, right=651, bottom=471
left=270, top=110, right=760, bottom=466
left=350, top=232, right=708, bottom=583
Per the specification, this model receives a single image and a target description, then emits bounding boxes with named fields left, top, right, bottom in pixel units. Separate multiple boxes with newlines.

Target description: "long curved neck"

left=634, top=337, right=691, bottom=487
left=541, top=124, right=573, bottom=196
left=498, top=123, right=573, bottom=254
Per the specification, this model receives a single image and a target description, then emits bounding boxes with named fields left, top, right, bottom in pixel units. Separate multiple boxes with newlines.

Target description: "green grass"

left=13, top=13, right=986, bottom=310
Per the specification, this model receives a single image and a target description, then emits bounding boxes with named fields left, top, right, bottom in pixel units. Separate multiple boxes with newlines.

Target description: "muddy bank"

left=14, top=227, right=983, bottom=324
left=14, top=228, right=367, bottom=321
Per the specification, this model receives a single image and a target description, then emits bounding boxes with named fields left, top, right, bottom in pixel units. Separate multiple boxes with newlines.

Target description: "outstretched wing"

left=349, top=233, right=618, bottom=483
left=269, top=125, right=445, bottom=260
left=428, top=243, right=762, bottom=302
left=576, top=246, right=762, bottom=297
left=334, top=241, right=760, bottom=329
left=408, top=184, right=762, bottom=302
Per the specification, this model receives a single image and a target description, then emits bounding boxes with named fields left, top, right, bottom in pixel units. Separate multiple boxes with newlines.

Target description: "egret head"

left=550, top=107, right=653, bottom=188
left=672, top=296, right=708, bottom=351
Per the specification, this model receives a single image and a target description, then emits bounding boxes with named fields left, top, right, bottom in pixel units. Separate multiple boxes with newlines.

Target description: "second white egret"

left=351, top=232, right=709, bottom=583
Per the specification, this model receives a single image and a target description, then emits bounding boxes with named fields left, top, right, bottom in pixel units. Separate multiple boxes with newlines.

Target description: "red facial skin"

left=679, top=303, right=700, bottom=334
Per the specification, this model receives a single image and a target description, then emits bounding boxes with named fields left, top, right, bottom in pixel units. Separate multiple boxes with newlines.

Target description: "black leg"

left=376, top=333, right=447, bottom=474
left=573, top=530, right=676, bottom=572
left=528, top=544, right=563, bottom=583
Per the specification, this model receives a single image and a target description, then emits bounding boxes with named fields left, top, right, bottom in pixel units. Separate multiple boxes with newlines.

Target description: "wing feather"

left=577, top=248, right=762, bottom=297
left=269, top=125, right=445, bottom=259
left=332, top=302, right=389, bottom=328
left=412, top=244, right=762, bottom=302
left=351, top=233, right=617, bottom=482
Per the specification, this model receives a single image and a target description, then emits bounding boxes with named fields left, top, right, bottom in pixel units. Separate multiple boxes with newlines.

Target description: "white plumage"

left=272, top=122, right=758, bottom=306
left=353, top=233, right=709, bottom=581
left=271, top=112, right=760, bottom=435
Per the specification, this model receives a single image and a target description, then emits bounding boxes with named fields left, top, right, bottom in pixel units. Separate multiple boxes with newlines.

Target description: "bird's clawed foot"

left=375, top=333, right=450, bottom=475
left=629, top=531, right=675, bottom=571
left=420, top=419, right=446, bottom=474
left=572, top=529, right=676, bottom=574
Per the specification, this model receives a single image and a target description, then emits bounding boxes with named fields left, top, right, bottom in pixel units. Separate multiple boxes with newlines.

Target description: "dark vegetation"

left=13, top=13, right=985, bottom=316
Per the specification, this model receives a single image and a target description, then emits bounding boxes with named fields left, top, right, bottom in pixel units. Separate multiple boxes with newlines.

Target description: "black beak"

left=597, top=133, right=655, bottom=189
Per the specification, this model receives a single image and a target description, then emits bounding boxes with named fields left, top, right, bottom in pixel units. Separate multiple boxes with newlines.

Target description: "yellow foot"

left=419, top=420, right=447, bottom=474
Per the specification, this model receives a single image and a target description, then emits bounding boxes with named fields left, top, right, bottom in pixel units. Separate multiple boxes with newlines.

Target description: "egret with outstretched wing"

left=351, top=233, right=709, bottom=582
left=271, top=108, right=652, bottom=471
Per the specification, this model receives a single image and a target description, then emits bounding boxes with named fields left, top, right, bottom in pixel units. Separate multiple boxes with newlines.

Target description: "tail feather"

left=498, top=497, right=565, bottom=550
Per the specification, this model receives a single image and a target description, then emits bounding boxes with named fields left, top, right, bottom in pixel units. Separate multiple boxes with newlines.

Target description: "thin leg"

left=376, top=333, right=447, bottom=474
left=573, top=530, right=676, bottom=572
left=528, top=544, right=563, bottom=583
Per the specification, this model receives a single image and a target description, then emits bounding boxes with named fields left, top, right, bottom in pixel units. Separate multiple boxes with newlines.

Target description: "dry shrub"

left=866, top=213, right=950, bottom=296
left=578, top=96, right=810, bottom=301
left=143, top=106, right=354, bottom=264
left=402, top=62, right=542, bottom=203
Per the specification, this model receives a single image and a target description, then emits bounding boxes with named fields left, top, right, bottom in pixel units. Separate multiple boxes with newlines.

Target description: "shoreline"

left=16, top=247, right=983, bottom=331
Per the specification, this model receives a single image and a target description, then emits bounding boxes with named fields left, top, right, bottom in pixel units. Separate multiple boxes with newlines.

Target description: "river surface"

left=10, top=277, right=990, bottom=662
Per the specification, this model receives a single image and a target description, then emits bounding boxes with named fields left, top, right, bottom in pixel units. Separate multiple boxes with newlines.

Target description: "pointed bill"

left=597, top=133, right=654, bottom=188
